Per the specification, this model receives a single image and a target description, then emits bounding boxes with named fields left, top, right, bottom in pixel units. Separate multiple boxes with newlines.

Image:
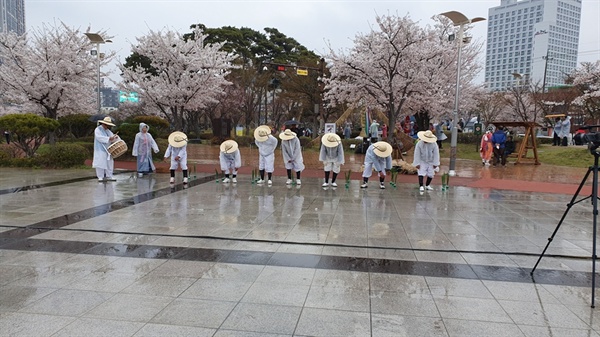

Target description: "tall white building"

left=484, top=0, right=582, bottom=91
left=0, top=0, right=25, bottom=35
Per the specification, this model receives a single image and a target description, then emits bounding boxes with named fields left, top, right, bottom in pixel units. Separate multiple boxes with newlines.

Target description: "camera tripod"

left=531, top=152, right=600, bottom=307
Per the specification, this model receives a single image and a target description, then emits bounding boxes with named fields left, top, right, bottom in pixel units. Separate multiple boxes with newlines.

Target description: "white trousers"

left=95, top=165, right=113, bottom=180
left=417, top=163, right=435, bottom=178
left=259, top=153, right=274, bottom=172
left=323, top=161, right=341, bottom=173
left=362, top=162, right=386, bottom=178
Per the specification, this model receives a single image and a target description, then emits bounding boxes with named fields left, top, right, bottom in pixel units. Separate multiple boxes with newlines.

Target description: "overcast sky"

left=26, top=0, right=600, bottom=85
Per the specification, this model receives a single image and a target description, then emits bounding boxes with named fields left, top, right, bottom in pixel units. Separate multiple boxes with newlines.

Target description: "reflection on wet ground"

left=186, top=144, right=591, bottom=185
left=1, top=166, right=599, bottom=336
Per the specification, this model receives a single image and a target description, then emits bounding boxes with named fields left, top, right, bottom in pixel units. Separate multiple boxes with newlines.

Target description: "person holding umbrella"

left=319, top=133, right=345, bottom=187
left=280, top=128, right=305, bottom=185
left=93, top=117, right=118, bottom=182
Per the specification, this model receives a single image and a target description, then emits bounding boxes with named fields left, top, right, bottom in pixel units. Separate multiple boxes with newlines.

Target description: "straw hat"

left=417, top=130, right=437, bottom=143
left=168, top=131, right=188, bottom=148
left=253, top=125, right=271, bottom=142
left=372, top=141, right=392, bottom=157
left=220, top=140, right=239, bottom=154
left=98, top=117, right=115, bottom=127
left=321, top=133, right=341, bottom=148
left=279, top=129, right=297, bottom=141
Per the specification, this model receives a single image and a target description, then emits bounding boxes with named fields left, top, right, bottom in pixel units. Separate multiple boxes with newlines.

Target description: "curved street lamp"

left=84, top=33, right=112, bottom=114
left=440, top=11, right=485, bottom=177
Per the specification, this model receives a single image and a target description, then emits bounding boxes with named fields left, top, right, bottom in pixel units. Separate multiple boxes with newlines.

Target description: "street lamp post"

left=84, top=33, right=112, bottom=114
left=440, top=11, right=485, bottom=177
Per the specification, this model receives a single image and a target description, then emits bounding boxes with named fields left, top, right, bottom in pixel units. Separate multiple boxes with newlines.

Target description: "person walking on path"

left=491, top=126, right=507, bottom=166
left=280, top=129, right=305, bottom=185
left=164, top=131, right=189, bottom=184
left=319, top=133, right=345, bottom=187
left=132, top=122, right=159, bottom=177
left=219, top=140, right=241, bottom=183
left=254, top=125, right=278, bottom=185
left=361, top=141, right=392, bottom=189
left=413, top=130, right=440, bottom=192
left=479, top=130, right=493, bottom=166
left=93, top=117, right=118, bottom=182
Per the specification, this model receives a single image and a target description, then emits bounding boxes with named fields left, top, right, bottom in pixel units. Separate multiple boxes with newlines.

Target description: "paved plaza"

left=1, top=159, right=599, bottom=336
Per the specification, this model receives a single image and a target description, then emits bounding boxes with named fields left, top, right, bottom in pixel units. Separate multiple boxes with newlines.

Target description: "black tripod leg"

left=591, top=164, right=599, bottom=308
left=531, top=167, right=593, bottom=274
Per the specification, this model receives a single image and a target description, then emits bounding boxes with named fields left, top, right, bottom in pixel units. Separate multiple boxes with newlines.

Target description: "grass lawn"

left=452, top=142, right=593, bottom=168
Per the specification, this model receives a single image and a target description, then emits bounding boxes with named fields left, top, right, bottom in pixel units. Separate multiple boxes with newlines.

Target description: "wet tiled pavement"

left=1, top=146, right=600, bottom=336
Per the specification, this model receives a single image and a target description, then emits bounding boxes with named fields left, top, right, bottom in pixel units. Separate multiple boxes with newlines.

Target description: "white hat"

left=220, top=140, right=239, bottom=154
left=279, top=129, right=297, bottom=141
left=98, top=117, right=115, bottom=127
left=253, top=125, right=271, bottom=142
left=168, top=131, right=188, bottom=148
left=417, top=130, right=437, bottom=143
left=372, top=141, right=392, bottom=157
left=321, top=133, right=341, bottom=148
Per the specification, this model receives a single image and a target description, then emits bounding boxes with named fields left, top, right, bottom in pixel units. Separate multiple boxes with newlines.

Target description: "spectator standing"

left=559, top=116, right=571, bottom=146
left=381, top=123, right=388, bottom=140
left=552, top=117, right=562, bottom=146
left=434, top=122, right=447, bottom=149
left=369, top=120, right=380, bottom=142
left=413, top=130, right=440, bottom=192
left=491, top=126, right=507, bottom=166
left=479, top=130, right=493, bottom=166
left=344, top=123, right=352, bottom=139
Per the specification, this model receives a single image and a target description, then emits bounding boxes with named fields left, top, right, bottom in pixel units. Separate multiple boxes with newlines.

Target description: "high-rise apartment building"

left=0, top=0, right=25, bottom=35
left=484, top=0, right=581, bottom=91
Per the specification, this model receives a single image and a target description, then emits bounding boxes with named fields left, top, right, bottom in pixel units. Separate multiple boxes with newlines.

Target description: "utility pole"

left=541, top=51, right=553, bottom=93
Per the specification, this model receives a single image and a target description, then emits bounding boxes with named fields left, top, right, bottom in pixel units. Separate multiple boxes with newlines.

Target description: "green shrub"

left=58, top=114, right=95, bottom=139
left=0, top=113, right=60, bottom=157
left=36, top=143, right=89, bottom=168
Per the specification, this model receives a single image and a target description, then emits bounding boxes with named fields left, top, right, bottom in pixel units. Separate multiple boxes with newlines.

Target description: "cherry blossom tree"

left=324, top=13, right=483, bottom=141
left=571, top=61, right=600, bottom=120
left=0, top=22, right=109, bottom=142
left=119, top=27, right=237, bottom=131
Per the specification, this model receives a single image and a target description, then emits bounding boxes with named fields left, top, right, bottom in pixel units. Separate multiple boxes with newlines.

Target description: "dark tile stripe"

left=0, top=236, right=594, bottom=288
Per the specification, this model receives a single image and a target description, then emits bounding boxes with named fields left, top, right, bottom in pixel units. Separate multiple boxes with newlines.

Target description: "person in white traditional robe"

left=132, top=123, right=159, bottom=177
left=280, top=129, right=305, bottom=185
left=361, top=141, right=392, bottom=189
left=92, top=117, right=118, bottom=182
left=319, top=133, right=345, bottom=187
left=559, top=116, right=571, bottom=146
left=219, top=140, right=242, bottom=183
left=254, top=125, right=278, bottom=185
left=413, top=130, right=440, bottom=192
left=164, top=131, right=188, bottom=184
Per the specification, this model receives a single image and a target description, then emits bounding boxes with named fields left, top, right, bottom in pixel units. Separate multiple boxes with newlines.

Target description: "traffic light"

left=276, top=65, right=286, bottom=71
